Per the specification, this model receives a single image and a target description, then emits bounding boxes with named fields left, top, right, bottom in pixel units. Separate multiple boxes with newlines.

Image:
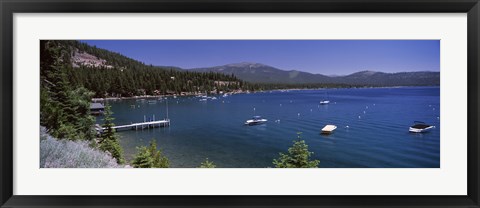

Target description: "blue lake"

left=98, top=87, right=440, bottom=168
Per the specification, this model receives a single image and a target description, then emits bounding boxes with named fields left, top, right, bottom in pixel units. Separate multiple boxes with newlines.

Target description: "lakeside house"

left=90, top=103, right=105, bottom=115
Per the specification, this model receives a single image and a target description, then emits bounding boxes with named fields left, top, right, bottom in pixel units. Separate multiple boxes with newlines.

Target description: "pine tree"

left=40, top=40, right=95, bottom=141
left=199, top=158, right=216, bottom=168
left=131, top=146, right=153, bottom=168
left=99, top=103, right=125, bottom=164
left=273, top=133, right=320, bottom=168
left=132, top=140, right=169, bottom=168
left=70, top=87, right=96, bottom=140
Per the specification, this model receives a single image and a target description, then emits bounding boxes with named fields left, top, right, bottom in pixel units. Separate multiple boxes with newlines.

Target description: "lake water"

left=97, top=87, right=440, bottom=168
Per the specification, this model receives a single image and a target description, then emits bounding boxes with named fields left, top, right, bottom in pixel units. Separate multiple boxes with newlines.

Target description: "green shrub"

left=199, top=158, right=216, bottom=168
left=132, top=140, right=169, bottom=168
left=273, top=139, right=320, bottom=168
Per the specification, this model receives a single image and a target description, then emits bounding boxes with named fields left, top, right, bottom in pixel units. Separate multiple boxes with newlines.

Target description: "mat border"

left=1, top=0, right=479, bottom=207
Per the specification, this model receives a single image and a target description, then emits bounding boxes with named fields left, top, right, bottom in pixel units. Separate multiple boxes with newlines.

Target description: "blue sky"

left=81, top=40, right=439, bottom=75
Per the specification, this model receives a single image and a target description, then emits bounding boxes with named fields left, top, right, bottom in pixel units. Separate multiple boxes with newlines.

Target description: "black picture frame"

left=1, top=0, right=479, bottom=207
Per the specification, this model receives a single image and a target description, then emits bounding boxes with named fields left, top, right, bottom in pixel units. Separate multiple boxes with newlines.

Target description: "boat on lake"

left=245, top=116, right=268, bottom=125
left=409, top=121, right=435, bottom=133
left=320, top=92, right=330, bottom=105
left=321, top=125, right=337, bottom=134
left=320, top=100, right=330, bottom=105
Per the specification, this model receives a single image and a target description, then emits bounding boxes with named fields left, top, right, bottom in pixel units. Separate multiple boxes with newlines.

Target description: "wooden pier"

left=113, top=119, right=170, bottom=131
left=95, top=118, right=170, bottom=133
left=95, top=98, right=170, bottom=134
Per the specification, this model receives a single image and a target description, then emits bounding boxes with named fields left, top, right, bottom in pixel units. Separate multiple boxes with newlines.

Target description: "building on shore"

left=90, top=103, right=105, bottom=115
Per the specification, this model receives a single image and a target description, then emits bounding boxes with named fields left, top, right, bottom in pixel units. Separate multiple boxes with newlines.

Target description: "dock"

left=113, top=119, right=170, bottom=131
left=95, top=98, right=171, bottom=134
left=95, top=118, right=170, bottom=133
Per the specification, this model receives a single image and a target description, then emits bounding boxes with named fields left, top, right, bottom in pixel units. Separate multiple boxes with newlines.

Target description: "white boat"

left=320, top=100, right=330, bottom=105
left=321, top=125, right=337, bottom=134
left=245, top=116, right=268, bottom=125
left=199, top=99, right=207, bottom=102
left=320, top=92, right=330, bottom=104
left=409, top=121, right=435, bottom=133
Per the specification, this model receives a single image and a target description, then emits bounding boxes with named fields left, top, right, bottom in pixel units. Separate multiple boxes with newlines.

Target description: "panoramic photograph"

left=39, top=40, right=440, bottom=168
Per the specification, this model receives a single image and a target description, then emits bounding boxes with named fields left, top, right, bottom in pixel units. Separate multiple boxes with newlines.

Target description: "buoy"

left=363, top=111, right=366, bottom=114
left=346, top=125, right=349, bottom=128
left=358, top=116, right=361, bottom=119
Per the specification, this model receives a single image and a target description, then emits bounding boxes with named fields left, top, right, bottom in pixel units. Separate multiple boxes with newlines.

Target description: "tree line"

left=57, top=40, right=361, bottom=98
left=57, top=40, right=248, bottom=97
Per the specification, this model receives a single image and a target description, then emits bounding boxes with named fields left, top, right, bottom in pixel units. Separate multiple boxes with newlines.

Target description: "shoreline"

left=91, top=91, right=247, bottom=102
left=91, top=85, right=440, bottom=102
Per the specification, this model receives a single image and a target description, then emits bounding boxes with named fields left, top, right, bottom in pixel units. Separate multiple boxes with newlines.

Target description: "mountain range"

left=68, top=40, right=439, bottom=87
left=187, top=62, right=440, bottom=86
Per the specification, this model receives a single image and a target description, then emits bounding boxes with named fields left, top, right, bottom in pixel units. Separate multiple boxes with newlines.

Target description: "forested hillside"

left=43, top=41, right=438, bottom=100
left=52, top=41, right=248, bottom=97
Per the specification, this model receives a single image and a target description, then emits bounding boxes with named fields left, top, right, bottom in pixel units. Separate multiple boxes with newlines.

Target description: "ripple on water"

left=105, top=87, right=440, bottom=168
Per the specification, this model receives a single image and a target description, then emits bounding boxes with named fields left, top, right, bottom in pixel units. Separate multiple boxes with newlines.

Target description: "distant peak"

left=353, top=70, right=380, bottom=75
left=223, top=62, right=268, bottom=68
left=359, top=70, right=378, bottom=73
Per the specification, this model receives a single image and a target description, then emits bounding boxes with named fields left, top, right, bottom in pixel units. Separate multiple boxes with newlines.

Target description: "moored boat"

left=321, top=125, right=337, bottom=134
left=320, top=100, right=330, bottom=105
left=245, top=116, right=268, bottom=125
left=320, top=92, right=330, bottom=105
left=409, top=121, right=435, bottom=133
